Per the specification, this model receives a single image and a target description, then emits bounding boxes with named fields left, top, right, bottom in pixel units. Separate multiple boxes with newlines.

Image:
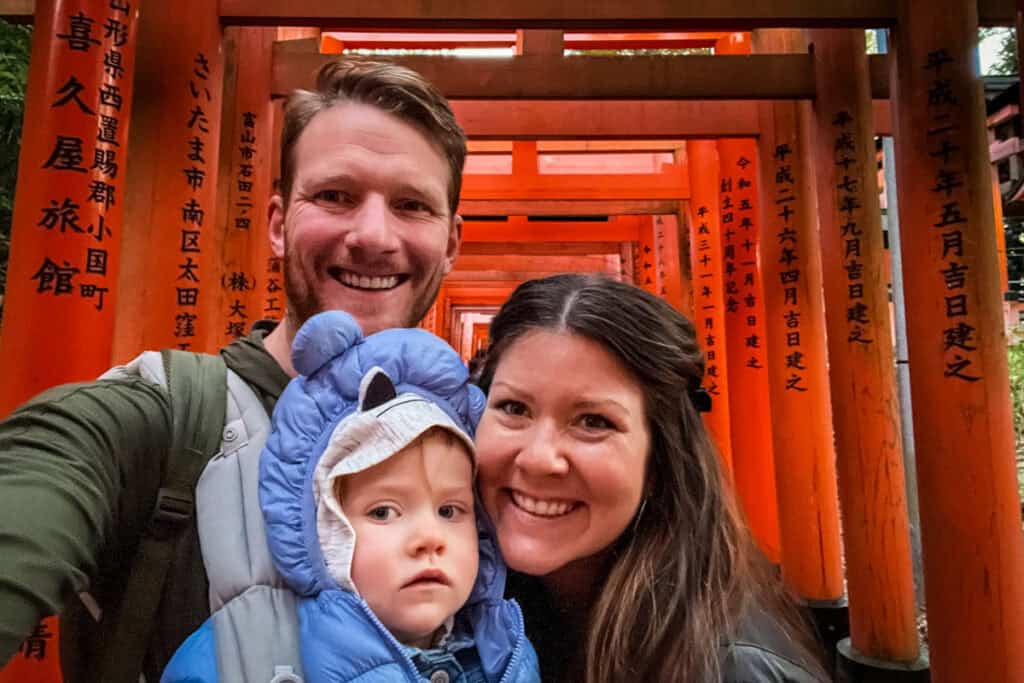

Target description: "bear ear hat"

left=358, top=367, right=397, bottom=411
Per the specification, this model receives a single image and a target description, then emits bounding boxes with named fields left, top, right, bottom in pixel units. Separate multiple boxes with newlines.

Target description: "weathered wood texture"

left=216, top=0, right=1014, bottom=27
left=809, top=27, right=918, bottom=663
left=272, top=51, right=891, bottom=100
left=451, top=100, right=892, bottom=138
left=891, top=0, right=1024, bottom=679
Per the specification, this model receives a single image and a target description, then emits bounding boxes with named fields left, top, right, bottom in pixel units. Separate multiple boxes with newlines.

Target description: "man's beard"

left=282, top=248, right=322, bottom=331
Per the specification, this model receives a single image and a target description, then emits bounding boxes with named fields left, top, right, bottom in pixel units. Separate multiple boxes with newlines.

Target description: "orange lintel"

left=460, top=241, right=624, bottom=255
left=461, top=164, right=688, bottom=200
left=462, top=216, right=642, bottom=242
left=453, top=253, right=615, bottom=272
left=316, top=30, right=726, bottom=51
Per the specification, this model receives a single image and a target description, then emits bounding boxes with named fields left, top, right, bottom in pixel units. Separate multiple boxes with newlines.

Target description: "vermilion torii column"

left=0, top=0, right=139, bottom=418
left=0, top=5, right=138, bottom=679
left=213, top=26, right=277, bottom=348
left=714, top=33, right=781, bottom=565
left=634, top=217, right=660, bottom=297
left=808, top=28, right=922, bottom=674
left=716, top=138, right=781, bottom=564
left=751, top=29, right=845, bottom=613
left=892, top=2, right=1024, bottom=680
left=652, top=214, right=691, bottom=317
left=687, top=141, right=734, bottom=473
left=112, top=0, right=222, bottom=362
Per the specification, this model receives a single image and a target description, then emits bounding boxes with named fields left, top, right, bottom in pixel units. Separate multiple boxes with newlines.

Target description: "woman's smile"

left=509, top=490, right=579, bottom=518
left=475, top=330, right=650, bottom=579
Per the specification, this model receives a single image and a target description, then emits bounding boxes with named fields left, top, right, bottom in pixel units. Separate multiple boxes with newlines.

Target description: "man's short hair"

left=280, top=59, right=467, bottom=215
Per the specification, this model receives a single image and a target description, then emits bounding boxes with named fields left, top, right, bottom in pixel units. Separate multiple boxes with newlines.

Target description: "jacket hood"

left=259, top=311, right=505, bottom=606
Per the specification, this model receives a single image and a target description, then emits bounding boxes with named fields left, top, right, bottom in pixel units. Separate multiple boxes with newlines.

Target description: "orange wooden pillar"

left=714, top=33, right=781, bottom=565
left=653, top=213, right=691, bottom=317
left=0, top=4, right=139, bottom=678
left=752, top=30, right=845, bottom=609
left=112, top=0, right=222, bottom=362
left=213, top=26, right=276, bottom=347
left=716, top=138, right=782, bottom=564
left=891, top=2, right=1024, bottom=680
left=686, top=141, right=733, bottom=473
left=0, top=0, right=139, bottom=419
left=634, top=217, right=659, bottom=296
left=809, top=29, right=922, bottom=671
left=263, top=29, right=319, bottom=325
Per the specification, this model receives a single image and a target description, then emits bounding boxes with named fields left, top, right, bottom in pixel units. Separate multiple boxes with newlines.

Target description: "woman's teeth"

left=511, top=491, right=576, bottom=517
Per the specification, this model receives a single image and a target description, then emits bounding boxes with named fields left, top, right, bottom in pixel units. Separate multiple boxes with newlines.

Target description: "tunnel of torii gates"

left=1, top=1, right=1024, bottom=682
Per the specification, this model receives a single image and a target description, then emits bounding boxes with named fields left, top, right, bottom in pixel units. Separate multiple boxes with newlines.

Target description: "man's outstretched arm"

left=0, top=377, right=172, bottom=662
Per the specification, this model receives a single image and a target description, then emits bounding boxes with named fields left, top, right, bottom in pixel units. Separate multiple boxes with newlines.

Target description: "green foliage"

left=1008, top=345, right=1024, bottom=500
left=0, top=19, right=32, bottom=311
left=980, top=27, right=1017, bottom=75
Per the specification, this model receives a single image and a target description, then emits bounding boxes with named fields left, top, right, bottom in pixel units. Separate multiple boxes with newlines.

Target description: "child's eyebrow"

left=432, top=483, right=475, bottom=499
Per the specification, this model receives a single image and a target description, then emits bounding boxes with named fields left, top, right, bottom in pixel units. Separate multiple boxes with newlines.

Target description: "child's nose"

left=409, top=516, right=446, bottom=557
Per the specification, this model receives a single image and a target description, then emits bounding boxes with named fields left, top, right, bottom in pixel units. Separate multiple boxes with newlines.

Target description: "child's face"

left=339, top=429, right=478, bottom=648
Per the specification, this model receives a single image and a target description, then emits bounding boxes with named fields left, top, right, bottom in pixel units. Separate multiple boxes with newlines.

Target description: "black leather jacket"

left=720, top=607, right=829, bottom=682
left=508, top=572, right=830, bottom=682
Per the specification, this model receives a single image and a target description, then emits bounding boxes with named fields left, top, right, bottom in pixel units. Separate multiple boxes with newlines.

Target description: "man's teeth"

left=339, top=272, right=399, bottom=290
left=511, top=491, right=575, bottom=517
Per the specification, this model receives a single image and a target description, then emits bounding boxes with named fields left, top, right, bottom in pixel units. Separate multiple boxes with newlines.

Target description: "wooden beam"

left=459, top=241, right=624, bottom=255
left=462, top=166, right=688, bottom=200
left=469, top=140, right=687, bottom=153
left=448, top=269, right=608, bottom=281
left=463, top=217, right=643, bottom=241
left=459, top=199, right=679, bottom=215
left=453, top=253, right=616, bottom=271
left=455, top=100, right=763, bottom=138
left=455, top=99, right=892, bottom=138
left=218, top=0, right=1016, bottom=28
left=5, top=1, right=1014, bottom=27
left=0, top=0, right=30, bottom=21
left=273, top=51, right=892, bottom=99
left=316, top=30, right=726, bottom=51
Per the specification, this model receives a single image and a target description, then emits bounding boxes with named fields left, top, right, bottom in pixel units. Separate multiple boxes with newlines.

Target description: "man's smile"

left=328, top=266, right=407, bottom=291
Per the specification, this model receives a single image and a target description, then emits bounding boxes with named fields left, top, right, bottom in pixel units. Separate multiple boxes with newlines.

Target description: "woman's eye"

left=367, top=505, right=396, bottom=521
left=495, top=399, right=528, bottom=417
left=579, top=414, right=615, bottom=431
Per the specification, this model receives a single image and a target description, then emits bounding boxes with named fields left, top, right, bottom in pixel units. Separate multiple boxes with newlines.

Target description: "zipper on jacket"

left=497, top=599, right=527, bottom=683
left=357, top=598, right=425, bottom=683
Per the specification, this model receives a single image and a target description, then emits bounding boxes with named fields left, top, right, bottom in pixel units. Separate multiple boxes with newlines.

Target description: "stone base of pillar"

left=805, top=597, right=850, bottom=673
left=835, top=637, right=930, bottom=683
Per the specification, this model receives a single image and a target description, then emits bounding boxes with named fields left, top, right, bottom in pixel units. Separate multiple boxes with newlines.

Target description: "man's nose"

left=343, top=194, right=401, bottom=255
left=514, top=422, right=570, bottom=478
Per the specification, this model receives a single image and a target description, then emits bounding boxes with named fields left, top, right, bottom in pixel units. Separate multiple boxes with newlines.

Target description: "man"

left=0, top=59, right=467, bottom=681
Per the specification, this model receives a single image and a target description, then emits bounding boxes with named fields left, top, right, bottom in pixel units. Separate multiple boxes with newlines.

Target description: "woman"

left=474, top=274, right=829, bottom=682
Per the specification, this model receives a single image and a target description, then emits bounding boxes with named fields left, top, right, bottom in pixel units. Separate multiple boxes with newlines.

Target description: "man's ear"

left=268, top=194, right=286, bottom=258
left=444, top=214, right=463, bottom=275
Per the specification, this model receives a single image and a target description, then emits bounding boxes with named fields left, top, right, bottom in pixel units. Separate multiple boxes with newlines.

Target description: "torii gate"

left=0, top=2, right=1021, bottom=683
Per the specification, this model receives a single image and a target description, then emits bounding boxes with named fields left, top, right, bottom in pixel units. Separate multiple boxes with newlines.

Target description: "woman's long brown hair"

left=479, top=274, right=823, bottom=682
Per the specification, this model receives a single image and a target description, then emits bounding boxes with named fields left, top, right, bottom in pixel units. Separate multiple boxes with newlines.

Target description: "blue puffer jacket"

left=162, top=311, right=539, bottom=683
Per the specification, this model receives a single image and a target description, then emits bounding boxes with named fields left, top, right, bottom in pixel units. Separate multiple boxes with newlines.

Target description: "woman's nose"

left=514, top=423, right=570, bottom=477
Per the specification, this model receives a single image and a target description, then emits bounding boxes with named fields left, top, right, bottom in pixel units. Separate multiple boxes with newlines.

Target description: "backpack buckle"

left=148, top=486, right=194, bottom=539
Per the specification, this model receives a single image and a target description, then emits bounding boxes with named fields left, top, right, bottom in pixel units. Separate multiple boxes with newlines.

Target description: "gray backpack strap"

left=97, top=349, right=228, bottom=683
